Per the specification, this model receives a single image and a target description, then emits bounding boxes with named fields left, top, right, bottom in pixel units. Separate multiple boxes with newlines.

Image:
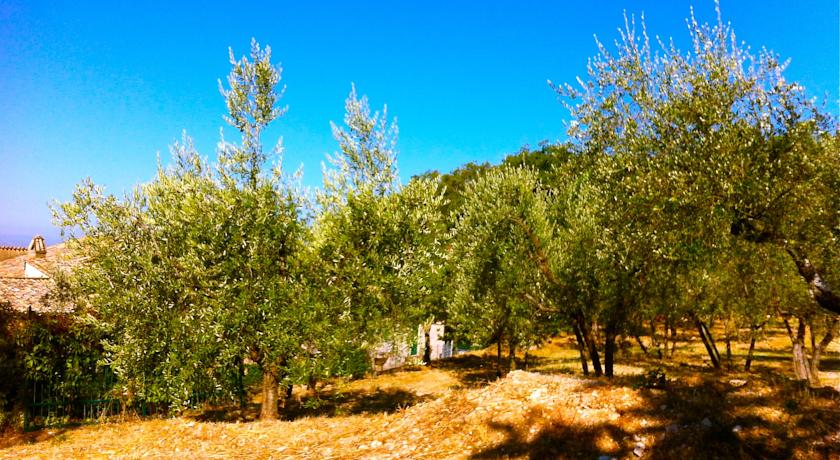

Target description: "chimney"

left=28, top=235, right=46, bottom=258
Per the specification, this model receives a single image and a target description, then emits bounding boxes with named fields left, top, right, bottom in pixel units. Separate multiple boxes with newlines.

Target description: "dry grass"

left=1, top=327, right=838, bottom=459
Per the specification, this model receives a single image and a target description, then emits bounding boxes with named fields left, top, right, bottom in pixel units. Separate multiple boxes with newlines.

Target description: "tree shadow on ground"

left=470, top=361, right=840, bottom=459
left=0, top=412, right=157, bottom=449
left=469, top=419, right=628, bottom=459
left=192, top=386, right=435, bottom=423
left=0, top=425, right=78, bottom=450
left=819, top=357, right=840, bottom=372
left=429, top=352, right=583, bottom=387
left=193, top=355, right=499, bottom=423
left=430, top=354, right=503, bottom=387
left=627, top=357, right=839, bottom=457
left=281, top=387, right=434, bottom=420
left=192, top=403, right=261, bottom=423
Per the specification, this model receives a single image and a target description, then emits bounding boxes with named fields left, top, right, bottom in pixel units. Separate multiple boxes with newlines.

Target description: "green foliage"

left=218, top=38, right=288, bottom=188
left=0, top=303, right=22, bottom=418
left=530, top=2, right=839, bottom=377
left=535, top=3, right=839, bottom=381
left=414, top=161, right=492, bottom=225
left=323, top=84, right=400, bottom=200
left=552, top=2, right=838, bottom=313
left=316, top=86, right=446, bottom=356
left=501, top=143, right=577, bottom=185
left=18, top=314, right=109, bottom=401
left=54, top=40, right=312, bottom=412
left=449, top=166, right=558, bottom=351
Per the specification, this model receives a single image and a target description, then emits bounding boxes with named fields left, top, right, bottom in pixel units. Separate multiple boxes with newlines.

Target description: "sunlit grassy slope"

left=1, top=327, right=838, bottom=459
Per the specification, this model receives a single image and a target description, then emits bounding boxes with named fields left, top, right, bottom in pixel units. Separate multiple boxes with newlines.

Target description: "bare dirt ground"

left=1, top=328, right=838, bottom=459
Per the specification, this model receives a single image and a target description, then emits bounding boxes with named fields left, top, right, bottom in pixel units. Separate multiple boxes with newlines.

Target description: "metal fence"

left=22, top=377, right=218, bottom=431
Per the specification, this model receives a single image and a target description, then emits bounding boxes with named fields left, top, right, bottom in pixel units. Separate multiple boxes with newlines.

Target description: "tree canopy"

left=41, top=2, right=840, bottom=423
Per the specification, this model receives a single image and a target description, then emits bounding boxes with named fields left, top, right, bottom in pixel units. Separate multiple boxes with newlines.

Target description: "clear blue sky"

left=1, top=1, right=837, bottom=246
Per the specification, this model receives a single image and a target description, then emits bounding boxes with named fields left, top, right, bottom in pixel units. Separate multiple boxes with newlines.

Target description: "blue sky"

left=1, top=1, right=837, bottom=246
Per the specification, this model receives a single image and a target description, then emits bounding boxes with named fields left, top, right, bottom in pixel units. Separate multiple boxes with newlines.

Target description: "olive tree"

left=56, top=40, right=311, bottom=420
left=449, top=166, right=560, bottom=375
left=551, top=3, right=839, bottom=382
left=314, top=86, right=445, bottom=369
left=552, top=4, right=838, bottom=316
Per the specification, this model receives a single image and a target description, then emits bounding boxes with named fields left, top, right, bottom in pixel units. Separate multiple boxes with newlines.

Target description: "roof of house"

left=0, top=237, right=78, bottom=314
left=0, top=242, right=72, bottom=277
left=0, top=245, right=28, bottom=262
left=0, top=253, right=27, bottom=278
left=0, top=278, right=71, bottom=314
left=29, top=242, right=74, bottom=276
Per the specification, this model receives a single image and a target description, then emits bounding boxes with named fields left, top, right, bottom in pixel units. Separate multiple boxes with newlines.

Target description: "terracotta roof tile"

left=0, top=246, right=27, bottom=262
left=0, top=242, right=80, bottom=314
left=0, top=253, right=27, bottom=277
left=0, top=278, right=71, bottom=314
left=0, top=242, right=78, bottom=278
left=27, top=243, right=76, bottom=276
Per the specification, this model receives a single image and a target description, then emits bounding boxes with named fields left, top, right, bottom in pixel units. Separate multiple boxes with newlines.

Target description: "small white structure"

left=418, top=322, right=452, bottom=361
left=370, top=322, right=466, bottom=372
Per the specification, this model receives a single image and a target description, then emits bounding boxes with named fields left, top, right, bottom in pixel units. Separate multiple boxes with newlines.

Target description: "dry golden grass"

left=1, top=327, right=838, bottom=459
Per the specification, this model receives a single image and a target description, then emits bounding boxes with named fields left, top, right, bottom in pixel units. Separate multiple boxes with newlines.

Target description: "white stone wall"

left=417, top=322, right=453, bottom=361
left=372, top=341, right=413, bottom=372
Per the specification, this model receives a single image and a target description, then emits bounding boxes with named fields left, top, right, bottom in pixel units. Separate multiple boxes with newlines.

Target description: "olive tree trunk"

left=667, top=319, right=679, bottom=358
left=260, top=368, right=280, bottom=420
left=604, top=326, right=617, bottom=378
left=787, top=250, right=840, bottom=316
left=788, top=317, right=814, bottom=385
left=508, top=339, right=517, bottom=372
left=744, top=321, right=766, bottom=372
left=575, top=310, right=602, bottom=376
left=634, top=334, right=649, bottom=356
left=779, top=314, right=837, bottom=387
left=422, top=325, right=432, bottom=364
left=573, top=323, right=590, bottom=376
left=604, top=295, right=630, bottom=378
left=693, top=314, right=721, bottom=370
